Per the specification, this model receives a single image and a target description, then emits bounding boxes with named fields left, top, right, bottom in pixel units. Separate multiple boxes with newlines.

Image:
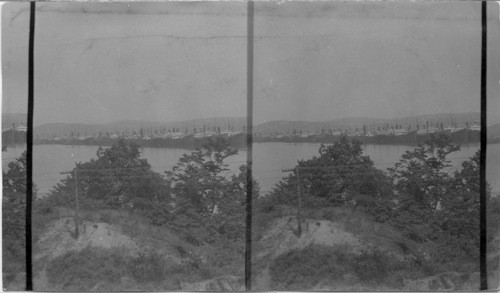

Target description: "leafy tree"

left=389, top=133, right=460, bottom=216
left=3, top=150, right=35, bottom=288
left=434, top=150, right=482, bottom=257
left=3, top=151, right=34, bottom=195
left=387, top=134, right=461, bottom=243
left=166, top=137, right=258, bottom=242
left=167, top=137, right=237, bottom=215
left=3, top=151, right=35, bottom=246
left=267, top=136, right=393, bottom=218
left=48, top=140, right=171, bottom=213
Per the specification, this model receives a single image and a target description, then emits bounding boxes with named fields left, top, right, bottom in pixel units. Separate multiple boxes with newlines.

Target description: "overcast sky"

left=2, top=1, right=499, bottom=126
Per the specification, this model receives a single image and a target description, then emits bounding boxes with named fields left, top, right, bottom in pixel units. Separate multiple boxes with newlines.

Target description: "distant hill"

left=253, top=112, right=481, bottom=134
left=2, top=113, right=27, bottom=129
left=30, top=112, right=492, bottom=139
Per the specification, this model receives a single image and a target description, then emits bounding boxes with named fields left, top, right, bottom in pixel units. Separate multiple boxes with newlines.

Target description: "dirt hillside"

left=32, top=215, right=244, bottom=291
left=252, top=214, right=480, bottom=291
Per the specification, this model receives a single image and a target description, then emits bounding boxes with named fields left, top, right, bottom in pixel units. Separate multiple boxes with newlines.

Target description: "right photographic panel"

left=251, top=1, right=499, bottom=290
left=487, top=0, right=500, bottom=291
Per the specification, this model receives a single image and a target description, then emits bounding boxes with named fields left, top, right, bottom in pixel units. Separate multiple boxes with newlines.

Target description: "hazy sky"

left=2, top=1, right=499, bottom=126
left=252, top=1, right=500, bottom=125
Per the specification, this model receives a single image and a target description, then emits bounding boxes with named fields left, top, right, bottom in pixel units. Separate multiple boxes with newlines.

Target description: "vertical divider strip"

left=480, top=0, right=487, bottom=290
left=245, top=0, right=254, bottom=291
left=26, top=1, right=35, bottom=291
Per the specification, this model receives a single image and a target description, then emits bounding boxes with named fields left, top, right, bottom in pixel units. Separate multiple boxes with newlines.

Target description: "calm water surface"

left=2, top=143, right=498, bottom=196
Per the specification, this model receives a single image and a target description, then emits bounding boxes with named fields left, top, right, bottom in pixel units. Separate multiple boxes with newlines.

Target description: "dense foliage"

left=166, top=137, right=258, bottom=243
left=45, top=246, right=210, bottom=291
left=47, top=140, right=171, bottom=214
left=269, top=244, right=415, bottom=290
left=389, top=133, right=461, bottom=217
left=2, top=150, right=34, bottom=289
left=44, top=138, right=256, bottom=244
left=262, top=134, right=482, bottom=277
left=3, top=151, right=28, bottom=255
left=387, top=134, right=480, bottom=263
left=263, top=136, right=393, bottom=220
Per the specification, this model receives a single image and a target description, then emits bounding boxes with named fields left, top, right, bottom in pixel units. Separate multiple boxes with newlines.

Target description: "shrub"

left=46, top=246, right=202, bottom=290
left=130, top=250, right=167, bottom=283
left=46, top=246, right=131, bottom=290
left=269, top=244, right=424, bottom=290
left=99, top=212, right=112, bottom=223
left=268, top=136, right=394, bottom=211
left=270, top=244, right=355, bottom=290
left=147, top=202, right=173, bottom=226
left=352, top=250, right=392, bottom=283
left=175, top=244, right=188, bottom=258
left=47, top=140, right=172, bottom=214
left=3, top=151, right=32, bottom=290
left=33, top=197, right=54, bottom=214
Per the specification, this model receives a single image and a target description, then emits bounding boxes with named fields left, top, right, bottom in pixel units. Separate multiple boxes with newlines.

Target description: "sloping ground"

left=253, top=216, right=363, bottom=290
left=253, top=214, right=479, bottom=291
left=256, top=216, right=362, bottom=262
left=181, top=275, right=244, bottom=291
left=1, top=272, right=25, bottom=291
left=402, top=272, right=479, bottom=291
left=35, top=218, right=141, bottom=262
left=308, top=272, right=480, bottom=291
left=33, top=216, right=244, bottom=291
left=488, top=235, right=500, bottom=290
left=34, top=218, right=142, bottom=290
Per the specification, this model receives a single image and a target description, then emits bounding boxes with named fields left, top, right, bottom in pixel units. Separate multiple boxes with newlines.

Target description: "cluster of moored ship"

left=34, top=129, right=248, bottom=149
left=259, top=122, right=480, bottom=138
left=255, top=122, right=481, bottom=145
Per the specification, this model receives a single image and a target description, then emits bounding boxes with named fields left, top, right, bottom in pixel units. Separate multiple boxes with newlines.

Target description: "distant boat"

left=444, top=125, right=463, bottom=133
left=169, top=132, right=185, bottom=139
left=394, top=129, right=408, bottom=136
left=16, top=125, right=28, bottom=132
left=470, top=123, right=481, bottom=132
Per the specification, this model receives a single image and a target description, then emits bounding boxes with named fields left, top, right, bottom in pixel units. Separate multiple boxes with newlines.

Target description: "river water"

left=2, top=143, right=499, bottom=197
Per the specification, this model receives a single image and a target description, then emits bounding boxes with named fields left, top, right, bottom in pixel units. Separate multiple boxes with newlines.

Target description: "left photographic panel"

left=2, top=2, right=30, bottom=290
left=4, top=2, right=249, bottom=291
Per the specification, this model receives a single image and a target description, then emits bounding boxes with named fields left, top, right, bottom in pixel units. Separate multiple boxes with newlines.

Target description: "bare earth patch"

left=34, top=218, right=140, bottom=262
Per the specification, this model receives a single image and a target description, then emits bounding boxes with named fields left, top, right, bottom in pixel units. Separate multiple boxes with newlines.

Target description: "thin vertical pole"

left=480, top=1, right=487, bottom=290
left=74, top=170, right=79, bottom=239
left=25, top=1, right=35, bottom=290
left=297, top=167, right=302, bottom=237
left=245, top=1, right=254, bottom=291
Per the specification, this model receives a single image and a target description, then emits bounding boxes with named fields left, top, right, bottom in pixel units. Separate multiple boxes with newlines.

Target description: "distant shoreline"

left=28, top=130, right=485, bottom=148
left=7, top=127, right=500, bottom=150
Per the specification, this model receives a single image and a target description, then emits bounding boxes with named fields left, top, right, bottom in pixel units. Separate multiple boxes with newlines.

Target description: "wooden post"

left=296, top=167, right=302, bottom=237
left=74, top=169, right=79, bottom=239
left=61, top=169, right=79, bottom=239
left=282, top=167, right=302, bottom=237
